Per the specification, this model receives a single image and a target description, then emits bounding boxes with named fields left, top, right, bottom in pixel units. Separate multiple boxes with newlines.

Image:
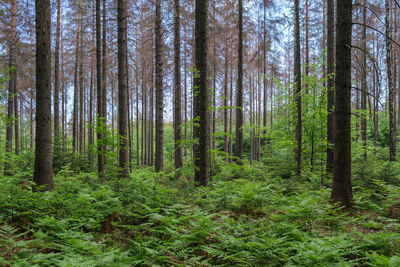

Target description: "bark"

left=79, top=32, right=84, bottom=153
left=386, top=0, right=396, bottom=161
left=361, top=0, right=367, bottom=160
left=223, top=34, right=229, bottom=160
left=326, top=0, right=335, bottom=175
left=4, top=0, right=17, bottom=175
left=193, top=0, right=210, bottom=186
left=174, top=0, right=183, bottom=175
left=235, top=0, right=244, bottom=163
left=34, top=0, right=54, bottom=191
left=263, top=2, right=267, bottom=147
left=331, top=0, right=353, bottom=209
left=155, top=0, right=164, bottom=172
left=89, top=1, right=95, bottom=167
left=294, top=0, right=302, bottom=176
left=73, top=1, right=81, bottom=153
left=53, top=0, right=61, bottom=167
left=14, top=74, right=19, bottom=156
left=96, top=0, right=104, bottom=179
left=117, top=0, right=129, bottom=178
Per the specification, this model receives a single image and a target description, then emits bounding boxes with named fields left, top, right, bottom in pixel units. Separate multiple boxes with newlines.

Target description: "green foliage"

left=1, top=162, right=400, bottom=266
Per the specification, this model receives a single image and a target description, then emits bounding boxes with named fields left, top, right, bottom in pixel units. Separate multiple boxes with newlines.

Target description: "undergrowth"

left=0, top=164, right=400, bottom=266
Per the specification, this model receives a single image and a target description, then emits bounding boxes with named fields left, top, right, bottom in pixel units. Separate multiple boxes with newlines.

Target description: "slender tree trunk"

left=96, top=0, right=104, bottom=179
left=155, top=0, right=164, bottom=172
left=331, top=0, right=353, bottom=208
left=4, top=0, right=17, bottom=175
left=194, top=0, right=210, bottom=186
left=263, top=2, right=267, bottom=147
left=53, top=0, right=61, bottom=167
left=79, top=32, right=84, bottom=153
left=34, top=0, right=53, bottom=191
left=89, top=1, right=95, bottom=167
left=174, top=0, right=183, bottom=175
left=294, top=0, right=302, bottom=176
left=361, top=0, right=367, bottom=160
left=223, top=35, right=229, bottom=160
left=117, top=0, right=129, bottom=178
left=326, top=0, right=335, bottom=175
left=14, top=74, right=19, bottom=156
left=386, top=0, right=396, bottom=161
left=73, top=1, right=81, bottom=153
left=235, top=0, right=244, bottom=163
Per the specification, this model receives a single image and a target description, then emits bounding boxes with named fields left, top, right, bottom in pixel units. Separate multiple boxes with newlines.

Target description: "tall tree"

left=117, top=0, right=129, bottom=178
left=72, top=0, right=81, bottom=152
left=34, top=0, right=53, bottom=191
left=361, top=0, right=367, bottom=160
left=331, top=0, right=353, bottom=208
left=235, top=0, right=244, bottom=163
left=294, top=0, right=302, bottom=176
left=326, top=0, right=335, bottom=175
left=386, top=0, right=396, bottom=161
left=193, top=0, right=210, bottom=186
left=155, top=0, right=164, bottom=172
left=53, top=0, right=61, bottom=168
left=174, top=0, right=183, bottom=175
left=4, top=0, right=17, bottom=175
left=96, top=0, right=105, bottom=179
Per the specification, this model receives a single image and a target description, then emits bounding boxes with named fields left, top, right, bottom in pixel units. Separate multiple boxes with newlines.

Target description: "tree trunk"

left=89, top=1, right=95, bottom=167
left=361, top=0, right=367, bottom=160
left=235, top=0, right=244, bottom=163
left=96, top=0, right=104, bottom=179
left=73, top=1, right=81, bottom=153
left=34, top=0, right=53, bottom=191
left=117, top=0, right=129, bottom=178
left=79, top=32, right=84, bottom=153
left=386, top=0, right=396, bottom=161
left=53, top=0, right=61, bottom=168
left=331, top=0, right=353, bottom=208
left=194, top=0, right=210, bottom=186
left=326, top=0, right=335, bottom=176
left=155, top=0, right=164, bottom=172
left=4, top=0, right=17, bottom=175
left=294, top=0, right=302, bottom=177
left=174, top=0, right=183, bottom=175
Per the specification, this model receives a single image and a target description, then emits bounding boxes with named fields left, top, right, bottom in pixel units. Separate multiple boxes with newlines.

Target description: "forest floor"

left=1, top=163, right=400, bottom=266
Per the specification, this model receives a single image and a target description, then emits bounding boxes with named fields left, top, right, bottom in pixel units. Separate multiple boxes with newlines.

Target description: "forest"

left=0, top=0, right=400, bottom=266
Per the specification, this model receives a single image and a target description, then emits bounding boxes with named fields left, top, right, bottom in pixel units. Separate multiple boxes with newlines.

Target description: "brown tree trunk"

left=73, top=1, right=81, bottom=153
left=223, top=34, right=229, bottom=160
left=34, top=0, right=53, bottom=191
left=117, top=0, right=129, bottom=178
left=174, top=0, right=183, bottom=175
left=89, top=1, right=95, bottom=167
left=386, top=0, right=396, bottom=161
left=235, top=0, right=244, bottom=163
left=326, top=0, right=335, bottom=175
left=79, top=32, right=84, bottom=153
left=4, top=0, right=17, bottom=175
left=53, top=0, right=61, bottom=167
left=14, top=74, right=19, bottom=156
left=155, top=0, right=164, bottom=172
left=361, top=0, right=367, bottom=160
left=96, top=0, right=104, bottom=179
left=294, top=0, right=302, bottom=176
left=331, top=0, right=353, bottom=208
left=194, top=0, right=210, bottom=186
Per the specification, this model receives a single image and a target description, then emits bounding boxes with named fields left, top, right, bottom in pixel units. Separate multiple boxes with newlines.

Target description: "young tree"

left=117, top=0, right=129, bottom=178
left=155, top=0, right=164, bottom=172
left=174, top=0, right=183, bottom=175
left=193, top=0, right=210, bottom=186
left=235, top=0, right=244, bottom=163
left=331, top=0, right=353, bottom=208
left=294, top=0, right=302, bottom=176
left=34, top=0, right=53, bottom=191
